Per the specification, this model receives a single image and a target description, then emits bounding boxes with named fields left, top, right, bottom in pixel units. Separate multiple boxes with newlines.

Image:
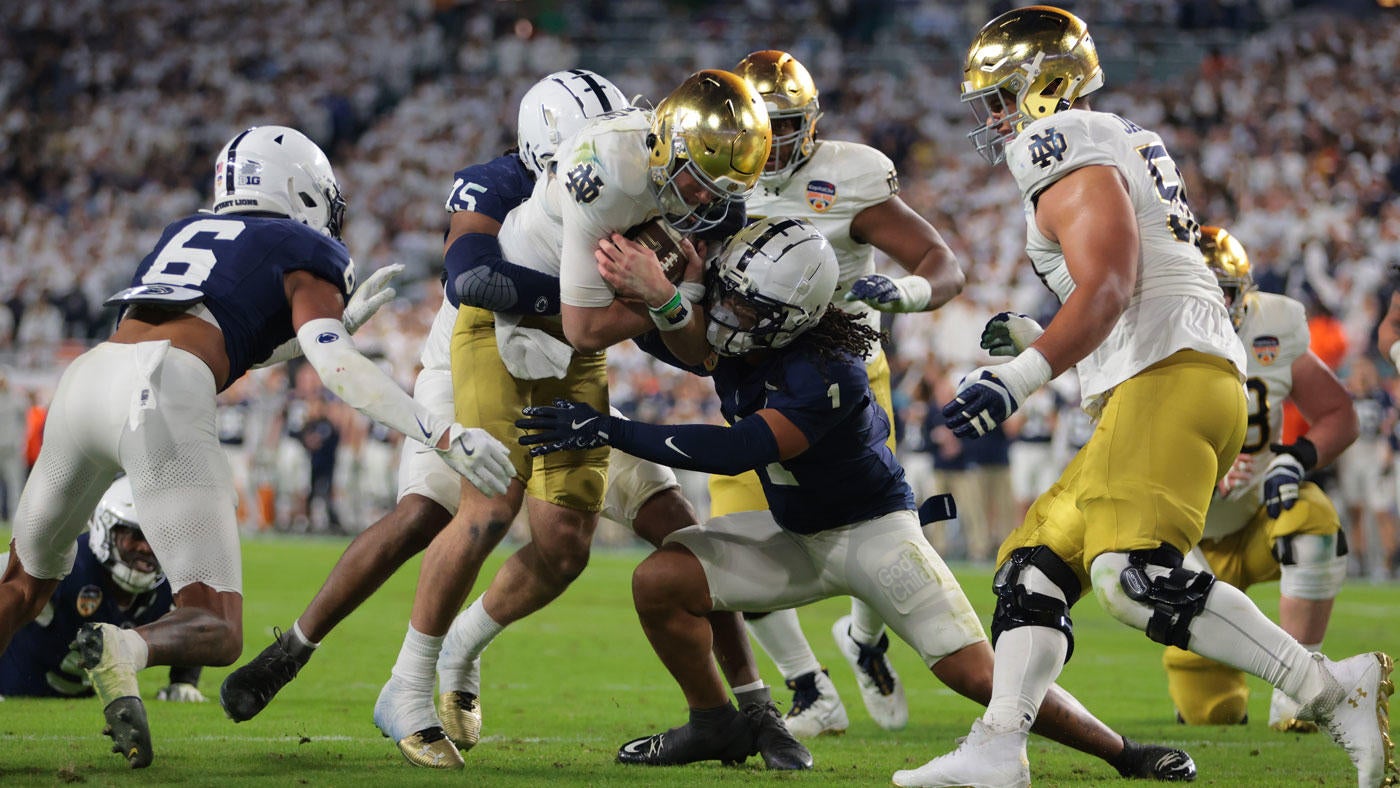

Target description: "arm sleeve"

left=607, top=415, right=780, bottom=475
left=296, top=317, right=450, bottom=448
left=444, top=233, right=561, bottom=315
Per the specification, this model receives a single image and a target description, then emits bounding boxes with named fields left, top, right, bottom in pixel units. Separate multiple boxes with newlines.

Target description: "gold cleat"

left=438, top=691, right=482, bottom=751
left=1269, top=717, right=1320, bottom=734
left=394, top=727, right=464, bottom=769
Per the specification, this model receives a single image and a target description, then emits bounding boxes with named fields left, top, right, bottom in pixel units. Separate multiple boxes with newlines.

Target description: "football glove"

left=156, top=682, right=207, bottom=703
left=941, top=350, right=1052, bottom=439
left=980, top=311, right=1045, bottom=357
left=843, top=274, right=933, bottom=313
left=343, top=263, right=404, bottom=335
left=516, top=399, right=613, bottom=456
left=1261, top=440, right=1316, bottom=518
left=436, top=424, right=514, bottom=497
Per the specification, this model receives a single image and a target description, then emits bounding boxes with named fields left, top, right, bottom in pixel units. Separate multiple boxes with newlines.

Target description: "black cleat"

left=617, top=704, right=754, bottom=766
left=742, top=699, right=813, bottom=770
left=101, top=696, right=153, bottom=769
left=1113, top=737, right=1197, bottom=781
left=220, top=628, right=310, bottom=722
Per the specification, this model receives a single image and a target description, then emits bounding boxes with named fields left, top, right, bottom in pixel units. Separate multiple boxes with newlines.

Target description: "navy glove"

left=980, top=311, right=1045, bottom=357
left=941, top=370, right=1020, bottom=439
left=843, top=274, right=933, bottom=313
left=516, top=399, right=612, bottom=456
left=1261, top=439, right=1316, bottom=518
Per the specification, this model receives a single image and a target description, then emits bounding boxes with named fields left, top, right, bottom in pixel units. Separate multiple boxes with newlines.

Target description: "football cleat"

left=1297, top=652, right=1397, bottom=788
left=394, top=727, right=465, bottom=769
left=221, top=628, right=310, bottom=722
left=832, top=615, right=908, bottom=730
left=893, top=718, right=1031, bottom=788
left=1269, top=686, right=1319, bottom=734
left=438, top=691, right=482, bottom=751
left=1114, top=737, right=1198, bottom=782
left=783, top=668, right=849, bottom=738
left=617, top=704, right=754, bottom=766
left=73, top=623, right=151, bottom=768
left=742, top=698, right=813, bottom=770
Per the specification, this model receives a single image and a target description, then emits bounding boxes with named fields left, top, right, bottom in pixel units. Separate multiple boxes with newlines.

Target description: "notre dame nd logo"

left=564, top=163, right=604, bottom=204
left=1027, top=128, right=1068, bottom=168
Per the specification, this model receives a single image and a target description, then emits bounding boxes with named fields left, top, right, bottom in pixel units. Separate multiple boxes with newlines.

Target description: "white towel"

left=494, top=313, right=573, bottom=380
left=128, top=340, right=172, bottom=430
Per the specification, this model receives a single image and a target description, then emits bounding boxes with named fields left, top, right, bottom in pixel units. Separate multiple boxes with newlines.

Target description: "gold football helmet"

left=961, top=5, right=1104, bottom=165
left=1199, top=225, right=1253, bottom=328
left=734, top=50, right=821, bottom=177
left=648, top=70, right=770, bottom=234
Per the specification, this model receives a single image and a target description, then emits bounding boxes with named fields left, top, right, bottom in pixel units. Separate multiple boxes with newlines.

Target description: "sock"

left=747, top=608, right=821, bottom=681
left=689, top=701, right=738, bottom=729
left=281, top=621, right=318, bottom=662
left=982, top=626, right=1065, bottom=732
left=733, top=682, right=770, bottom=708
left=848, top=597, right=885, bottom=646
left=438, top=597, right=503, bottom=694
left=118, top=627, right=150, bottom=671
left=1182, top=581, right=1332, bottom=707
left=391, top=624, right=443, bottom=694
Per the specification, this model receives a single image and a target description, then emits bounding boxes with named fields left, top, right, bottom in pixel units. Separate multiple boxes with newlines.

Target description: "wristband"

left=648, top=289, right=693, bottom=332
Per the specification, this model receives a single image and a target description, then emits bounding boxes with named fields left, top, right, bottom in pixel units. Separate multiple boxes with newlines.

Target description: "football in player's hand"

left=623, top=218, right=686, bottom=284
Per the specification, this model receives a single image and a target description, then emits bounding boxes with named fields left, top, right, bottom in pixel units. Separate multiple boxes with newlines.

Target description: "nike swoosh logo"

left=664, top=436, right=691, bottom=458
left=571, top=417, right=597, bottom=430
left=414, top=415, right=432, bottom=439
left=764, top=381, right=779, bottom=391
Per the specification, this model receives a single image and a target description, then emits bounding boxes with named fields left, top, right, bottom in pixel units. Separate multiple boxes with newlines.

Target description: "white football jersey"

left=1203, top=290, right=1310, bottom=539
left=1007, top=110, right=1246, bottom=409
left=747, top=140, right=899, bottom=336
left=419, top=298, right=458, bottom=372
left=499, top=108, right=660, bottom=310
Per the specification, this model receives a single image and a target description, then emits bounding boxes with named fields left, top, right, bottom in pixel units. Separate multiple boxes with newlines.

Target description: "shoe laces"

left=445, top=691, right=479, bottom=711
left=784, top=672, right=822, bottom=717
left=251, top=629, right=304, bottom=683
left=414, top=727, right=449, bottom=745
left=853, top=633, right=898, bottom=695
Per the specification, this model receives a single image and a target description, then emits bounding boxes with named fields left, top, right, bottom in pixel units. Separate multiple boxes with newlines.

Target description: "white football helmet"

left=88, top=477, right=164, bottom=595
left=517, top=69, right=630, bottom=178
left=707, top=217, right=838, bottom=356
left=211, top=125, right=347, bottom=240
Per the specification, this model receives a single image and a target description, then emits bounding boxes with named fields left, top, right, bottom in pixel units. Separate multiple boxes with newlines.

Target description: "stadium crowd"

left=1, top=0, right=1398, bottom=578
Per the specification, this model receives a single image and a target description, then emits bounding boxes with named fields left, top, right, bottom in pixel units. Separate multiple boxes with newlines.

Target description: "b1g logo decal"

left=805, top=180, right=836, bottom=212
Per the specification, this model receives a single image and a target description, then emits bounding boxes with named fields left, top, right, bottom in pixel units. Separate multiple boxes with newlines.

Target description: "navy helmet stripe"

left=734, top=218, right=804, bottom=272
left=224, top=128, right=254, bottom=196
left=567, top=68, right=613, bottom=113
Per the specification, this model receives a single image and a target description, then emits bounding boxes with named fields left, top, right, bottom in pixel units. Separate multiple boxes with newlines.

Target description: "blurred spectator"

left=0, top=370, right=26, bottom=519
left=293, top=395, right=343, bottom=535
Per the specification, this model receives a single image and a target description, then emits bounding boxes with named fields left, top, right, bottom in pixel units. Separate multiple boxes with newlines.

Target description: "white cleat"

left=893, top=719, right=1031, bottom=788
left=1269, top=685, right=1318, bottom=734
left=831, top=615, right=908, bottom=730
left=782, top=668, right=849, bottom=738
left=1297, top=652, right=1397, bottom=788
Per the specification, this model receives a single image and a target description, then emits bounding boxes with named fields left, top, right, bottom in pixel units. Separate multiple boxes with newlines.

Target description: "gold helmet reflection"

left=648, top=70, right=771, bottom=234
left=1199, top=226, right=1254, bottom=329
left=960, top=5, right=1104, bottom=165
left=734, top=50, right=821, bottom=177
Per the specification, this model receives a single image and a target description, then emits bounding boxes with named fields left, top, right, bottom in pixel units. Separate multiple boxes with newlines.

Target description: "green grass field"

left=1, top=532, right=1396, bottom=787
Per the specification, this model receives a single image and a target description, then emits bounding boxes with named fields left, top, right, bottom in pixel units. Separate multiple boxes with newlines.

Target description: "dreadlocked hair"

left=787, top=306, right=883, bottom=370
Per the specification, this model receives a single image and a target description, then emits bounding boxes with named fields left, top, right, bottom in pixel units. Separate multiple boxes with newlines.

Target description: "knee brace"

left=1275, top=532, right=1348, bottom=601
left=1116, top=546, right=1216, bottom=650
left=990, top=546, right=1082, bottom=662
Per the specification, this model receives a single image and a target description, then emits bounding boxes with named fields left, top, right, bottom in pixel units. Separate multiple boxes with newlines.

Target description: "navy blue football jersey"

left=0, top=534, right=173, bottom=697
left=445, top=153, right=534, bottom=222
left=639, top=335, right=914, bottom=533
left=110, top=215, right=353, bottom=389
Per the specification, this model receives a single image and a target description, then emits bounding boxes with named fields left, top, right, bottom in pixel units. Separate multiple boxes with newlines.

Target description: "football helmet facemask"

left=211, top=125, right=347, bottom=240
left=734, top=50, right=822, bottom=177
left=706, top=217, right=838, bottom=356
left=961, top=5, right=1104, bottom=165
left=88, top=477, right=164, bottom=595
left=517, top=69, right=630, bottom=179
left=648, top=70, right=770, bottom=234
left=1199, top=225, right=1253, bottom=329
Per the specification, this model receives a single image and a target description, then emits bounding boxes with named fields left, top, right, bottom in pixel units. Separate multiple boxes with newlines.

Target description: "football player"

left=915, top=8, right=1395, bottom=787
left=0, top=477, right=204, bottom=702
left=727, top=49, right=964, bottom=738
left=1162, top=227, right=1358, bottom=730
left=520, top=217, right=1198, bottom=779
left=0, top=124, right=513, bottom=769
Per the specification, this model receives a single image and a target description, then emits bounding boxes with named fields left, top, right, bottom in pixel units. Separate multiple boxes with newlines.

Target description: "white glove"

left=436, top=424, right=515, bottom=497
left=343, top=263, right=404, bottom=335
left=156, top=682, right=207, bottom=703
left=980, top=311, right=1045, bottom=357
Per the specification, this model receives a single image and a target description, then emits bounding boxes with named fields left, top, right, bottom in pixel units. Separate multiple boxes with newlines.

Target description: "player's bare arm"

left=850, top=196, right=964, bottom=310
left=1288, top=350, right=1360, bottom=467
left=594, top=233, right=711, bottom=365
left=754, top=409, right=811, bottom=460
left=443, top=208, right=503, bottom=251
left=1028, top=164, right=1139, bottom=377
left=1379, top=291, right=1400, bottom=365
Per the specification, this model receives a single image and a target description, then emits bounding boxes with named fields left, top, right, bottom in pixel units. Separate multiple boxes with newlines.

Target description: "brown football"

left=623, top=218, right=687, bottom=284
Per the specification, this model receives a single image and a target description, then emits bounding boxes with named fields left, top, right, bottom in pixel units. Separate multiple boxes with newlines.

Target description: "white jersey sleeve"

left=1006, top=110, right=1246, bottom=406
